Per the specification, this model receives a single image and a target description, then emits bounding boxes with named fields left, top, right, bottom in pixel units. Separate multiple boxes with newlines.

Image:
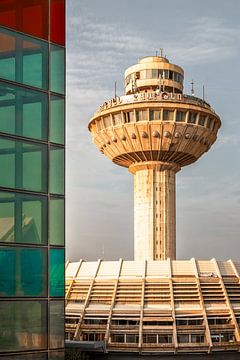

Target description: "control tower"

left=88, top=54, right=221, bottom=261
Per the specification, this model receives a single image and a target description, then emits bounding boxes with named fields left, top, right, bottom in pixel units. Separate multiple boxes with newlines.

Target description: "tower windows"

left=198, top=114, right=206, bottom=126
left=136, top=110, right=148, bottom=121
left=112, top=113, right=123, bottom=126
left=188, top=112, right=197, bottom=124
left=163, top=110, right=174, bottom=121
left=206, top=117, right=214, bottom=130
left=123, top=111, right=134, bottom=123
left=150, top=109, right=161, bottom=121
left=176, top=111, right=186, bottom=122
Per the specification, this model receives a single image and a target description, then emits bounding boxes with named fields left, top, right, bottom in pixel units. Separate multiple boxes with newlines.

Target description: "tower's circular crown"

left=124, top=55, right=184, bottom=95
left=88, top=55, right=221, bottom=169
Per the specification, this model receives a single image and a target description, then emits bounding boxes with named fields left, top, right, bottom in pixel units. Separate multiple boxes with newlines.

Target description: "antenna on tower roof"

left=114, top=81, right=117, bottom=98
left=160, top=48, right=163, bottom=57
left=191, top=79, right=195, bottom=96
left=202, top=84, right=205, bottom=101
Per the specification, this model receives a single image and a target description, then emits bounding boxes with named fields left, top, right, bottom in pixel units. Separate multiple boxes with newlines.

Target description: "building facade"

left=66, top=259, right=240, bottom=355
left=0, top=1, right=65, bottom=359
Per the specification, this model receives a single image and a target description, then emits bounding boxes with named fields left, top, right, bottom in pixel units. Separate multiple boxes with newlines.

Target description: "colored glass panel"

left=0, top=247, right=47, bottom=297
left=0, top=28, right=48, bottom=89
left=0, top=82, right=48, bottom=140
left=49, top=300, right=65, bottom=349
left=0, top=300, right=47, bottom=351
left=50, top=0, right=65, bottom=46
left=0, top=0, right=48, bottom=40
left=50, top=96, right=65, bottom=144
left=0, top=138, right=47, bottom=192
left=49, top=146, right=64, bottom=195
left=50, top=198, right=64, bottom=246
left=50, top=45, right=65, bottom=94
left=50, top=248, right=64, bottom=297
left=0, top=191, right=47, bottom=245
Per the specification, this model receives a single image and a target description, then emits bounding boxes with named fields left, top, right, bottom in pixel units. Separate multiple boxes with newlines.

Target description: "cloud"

left=169, top=16, right=239, bottom=65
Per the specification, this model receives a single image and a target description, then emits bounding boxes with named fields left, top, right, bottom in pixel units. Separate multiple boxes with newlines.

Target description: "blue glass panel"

left=50, top=248, right=64, bottom=297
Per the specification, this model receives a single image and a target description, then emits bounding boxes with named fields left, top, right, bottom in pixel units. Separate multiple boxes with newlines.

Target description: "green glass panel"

left=50, top=96, right=65, bottom=144
left=0, top=82, right=48, bottom=140
left=50, top=45, right=65, bottom=94
left=0, top=28, right=48, bottom=89
left=0, top=300, right=47, bottom=352
left=0, top=191, right=47, bottom=245
left=0, top=247, right=47, bottom=297
left=0, top=138, right=47, bottom=192
left=50, top=248, right=64, bottom=297
left=50, top=147, right=64, bottom=195
left=50, top=198, right=64, bottom=246
left=49, top=300, right=65, bottom=349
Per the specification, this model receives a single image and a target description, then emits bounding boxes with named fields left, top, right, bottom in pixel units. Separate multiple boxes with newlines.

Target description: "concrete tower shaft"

left=88, top=55, right=221, bottom=261
left=130, top=162, right=180, bottom=260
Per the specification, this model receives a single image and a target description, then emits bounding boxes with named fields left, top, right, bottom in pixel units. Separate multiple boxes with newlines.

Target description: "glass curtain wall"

left=0, top=1, right=65, bottom=359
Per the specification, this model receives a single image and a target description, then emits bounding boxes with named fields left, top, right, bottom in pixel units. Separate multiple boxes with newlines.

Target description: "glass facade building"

left=0, top=1, right=65, bottom=359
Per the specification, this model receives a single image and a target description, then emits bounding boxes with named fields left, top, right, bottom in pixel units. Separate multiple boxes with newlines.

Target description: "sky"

left=66, top=0, right=240, bottom=262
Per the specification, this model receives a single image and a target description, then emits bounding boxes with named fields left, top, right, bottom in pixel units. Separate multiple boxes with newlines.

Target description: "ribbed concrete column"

left=129, top=162, right=180, bottom=261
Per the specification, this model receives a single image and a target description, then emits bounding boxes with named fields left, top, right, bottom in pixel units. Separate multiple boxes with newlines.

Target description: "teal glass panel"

left=50, top=45, right=65, bottom=94
left=0, top=27, right=48, bottom=89
left=50, top=147, right=64, bottom=195
left=0, top=191, right=47, bottom=245
left=49, top=300, right=65, bottom=349
left=0, top=82, right=48, bottom=140
left=0, top=247, right=47, bottom=297
left=0, top=138, right=15, bottom=188
left=50, top=198, right=64, bottom=246
left=0, top=300, right=47, bottom=352
left=50, top=248, right=64, bottom=297
left=0, top=138, right=47, bottom=192
left=50, top=96, right=65, bottom=144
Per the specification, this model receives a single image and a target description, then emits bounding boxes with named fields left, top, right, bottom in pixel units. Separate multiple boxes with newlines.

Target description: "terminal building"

left=65, top=54, right=240, bottom=354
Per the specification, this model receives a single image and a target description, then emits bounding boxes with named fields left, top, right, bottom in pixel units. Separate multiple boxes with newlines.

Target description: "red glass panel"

left=0, top=0, right=49, bottom=40
left=50, top=0, right=65, bottom=46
